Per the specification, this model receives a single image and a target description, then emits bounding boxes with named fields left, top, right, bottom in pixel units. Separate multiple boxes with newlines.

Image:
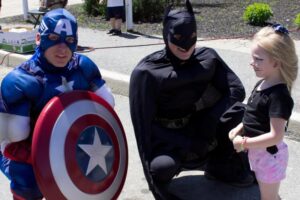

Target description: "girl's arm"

left=233, top=118, right=286, bottom=152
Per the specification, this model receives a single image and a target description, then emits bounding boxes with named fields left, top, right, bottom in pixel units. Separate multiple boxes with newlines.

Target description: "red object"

left=4, top=140, right=32, bottom=164
left=32, top=91, right=128, bottom=200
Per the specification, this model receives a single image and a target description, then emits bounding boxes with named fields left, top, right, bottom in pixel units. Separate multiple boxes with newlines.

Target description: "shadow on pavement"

left=126, top=30, right=163, bottom=40
left=168, top=173, right=260, bottom=200
left=117, top=32, right=140, bottom=39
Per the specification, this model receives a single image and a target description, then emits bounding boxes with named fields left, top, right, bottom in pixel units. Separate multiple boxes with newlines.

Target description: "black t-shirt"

left=243, top=81, right=294, bottom=137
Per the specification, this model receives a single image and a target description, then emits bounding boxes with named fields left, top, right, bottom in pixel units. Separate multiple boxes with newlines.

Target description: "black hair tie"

left=272, top=23, right=289, bottom=35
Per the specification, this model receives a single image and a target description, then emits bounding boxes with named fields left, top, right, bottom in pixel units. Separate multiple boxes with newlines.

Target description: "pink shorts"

left=248, top=141, right=288, bottom=184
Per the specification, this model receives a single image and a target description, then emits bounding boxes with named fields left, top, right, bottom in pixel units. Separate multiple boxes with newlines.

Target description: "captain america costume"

left=0, top=9, right=114, bottom=199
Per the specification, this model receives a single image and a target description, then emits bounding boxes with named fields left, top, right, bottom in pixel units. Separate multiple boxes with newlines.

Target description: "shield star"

left=78, top=128, right=112, bottom=175
left=56, top=76, right=74, bottom=92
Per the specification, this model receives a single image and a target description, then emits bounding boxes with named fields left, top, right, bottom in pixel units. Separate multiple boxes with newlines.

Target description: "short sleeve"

left=269, top=91, right=293, bottom=120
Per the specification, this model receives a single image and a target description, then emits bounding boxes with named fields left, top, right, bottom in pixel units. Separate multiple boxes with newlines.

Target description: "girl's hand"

left=232, top=135, right=244, bottom=152
left=228, top=127, right=241, bottom=141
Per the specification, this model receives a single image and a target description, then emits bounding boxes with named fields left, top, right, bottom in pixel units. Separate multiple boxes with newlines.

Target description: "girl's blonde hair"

left=253, top=26, right=298, bottom=92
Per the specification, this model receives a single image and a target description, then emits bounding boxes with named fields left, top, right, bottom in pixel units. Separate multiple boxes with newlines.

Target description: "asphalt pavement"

left=0, top=1, right=300, bottom=199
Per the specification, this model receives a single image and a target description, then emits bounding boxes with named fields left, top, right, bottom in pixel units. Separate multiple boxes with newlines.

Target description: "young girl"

left=229, top=24, right=298, bottom=200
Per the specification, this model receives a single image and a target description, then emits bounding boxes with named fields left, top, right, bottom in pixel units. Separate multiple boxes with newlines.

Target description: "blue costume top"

left=2, top=52, right=105, bottom=118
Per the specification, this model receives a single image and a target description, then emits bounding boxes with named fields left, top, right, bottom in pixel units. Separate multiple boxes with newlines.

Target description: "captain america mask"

left=163, top=1, right=197, bottom=51
left=38, top=8, right=78, bottom=52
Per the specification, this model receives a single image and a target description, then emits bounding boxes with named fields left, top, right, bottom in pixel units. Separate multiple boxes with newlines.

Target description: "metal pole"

left=22, top=0, right=29, bottom=20
left=125, top=0, right=134, bottom=31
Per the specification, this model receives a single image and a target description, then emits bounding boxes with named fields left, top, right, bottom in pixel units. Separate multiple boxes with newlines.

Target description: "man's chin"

left=179, top=55, right=191, bottom=61
left=53, top=62, right=68, bottom=68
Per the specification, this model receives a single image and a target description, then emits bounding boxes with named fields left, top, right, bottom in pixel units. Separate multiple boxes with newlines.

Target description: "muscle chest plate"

left=34, top=70, right=91, bottom=113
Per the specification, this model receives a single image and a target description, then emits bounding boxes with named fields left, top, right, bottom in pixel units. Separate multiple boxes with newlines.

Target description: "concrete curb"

left=0, top=50, right=32, bottom=67
left=101, top=68, right=130, bottom=97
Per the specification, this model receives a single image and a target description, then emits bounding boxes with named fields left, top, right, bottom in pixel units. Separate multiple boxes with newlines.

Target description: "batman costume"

left=129, top=1, right=254, bottom=199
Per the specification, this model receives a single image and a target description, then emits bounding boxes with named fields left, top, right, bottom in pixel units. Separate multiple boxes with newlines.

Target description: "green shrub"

left=83, top=0, right=105, bottom=16
left=132, top=0, right=182, bottom=22
left=243, top=3, right=273, bottom=26
left=294, top=13, right=300, bottom=28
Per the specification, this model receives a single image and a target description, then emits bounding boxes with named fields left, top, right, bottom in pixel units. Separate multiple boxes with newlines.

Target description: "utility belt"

left=155, top=114, right=192, bottom=129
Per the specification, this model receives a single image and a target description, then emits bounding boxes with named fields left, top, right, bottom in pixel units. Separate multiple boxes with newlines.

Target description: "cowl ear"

left=185, top=0, right=194, bottom=15
left=163, top=5, right=172, bottom=25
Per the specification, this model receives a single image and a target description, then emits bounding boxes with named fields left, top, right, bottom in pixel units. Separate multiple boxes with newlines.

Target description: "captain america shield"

left=32, top=91, right=128, bottom=200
